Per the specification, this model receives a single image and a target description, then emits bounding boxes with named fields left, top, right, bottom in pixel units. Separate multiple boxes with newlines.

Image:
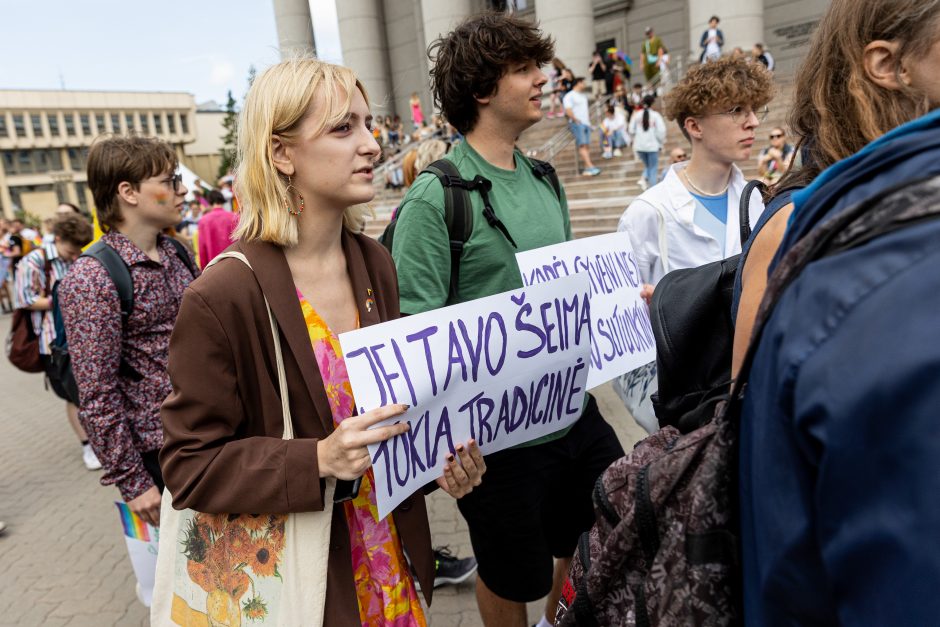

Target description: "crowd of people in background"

left=5, top=1, right=940, bottom=624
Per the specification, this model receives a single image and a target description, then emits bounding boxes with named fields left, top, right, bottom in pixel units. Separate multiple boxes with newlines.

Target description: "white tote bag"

left=613, top=208, right=670, bottom=434
left=152, top=252, right=336, bottom=627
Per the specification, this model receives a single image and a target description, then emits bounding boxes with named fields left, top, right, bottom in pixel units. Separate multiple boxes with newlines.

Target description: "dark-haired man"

left=59, top=136, right=197, bottom=528
left=391, top=13, right=624, bottom=627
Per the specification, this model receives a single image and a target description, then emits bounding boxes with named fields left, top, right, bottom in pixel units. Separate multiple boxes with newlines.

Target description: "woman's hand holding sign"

left=437, top=439, right=486, bottom=499
left=317, top=404, right=411, bottom=480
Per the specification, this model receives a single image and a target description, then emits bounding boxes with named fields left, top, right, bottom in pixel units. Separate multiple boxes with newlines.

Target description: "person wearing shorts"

left=391, top=14, right=624, bottom=627
left=563, top=77, right=601, bottom=176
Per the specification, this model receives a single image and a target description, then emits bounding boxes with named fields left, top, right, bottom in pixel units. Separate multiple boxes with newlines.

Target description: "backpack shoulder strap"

left=729, top=175, right=940, bottom=420
left=739, top=180, right=767, bottom=246
left=81, top=240, right=134, bottom=321
left=529, top=158, right=563, bottom=201
left=164, top=236, right=197, bottom=277
left=421, top=158, right=473, bottom=300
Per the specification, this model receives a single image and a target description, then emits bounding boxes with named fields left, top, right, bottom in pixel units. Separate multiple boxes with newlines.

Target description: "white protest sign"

left=516, top=232, right=656, bottom=389
left=339, top=273, right=592, bottom=519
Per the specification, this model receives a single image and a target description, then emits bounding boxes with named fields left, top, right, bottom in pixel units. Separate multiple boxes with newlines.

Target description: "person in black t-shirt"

left=3, top=219, right=24, bottom=271
left=589, top=50, right=608, bottom=100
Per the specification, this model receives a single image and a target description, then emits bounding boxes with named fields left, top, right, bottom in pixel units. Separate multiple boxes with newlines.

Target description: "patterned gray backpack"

left=554, top=176, right=940, bottom=626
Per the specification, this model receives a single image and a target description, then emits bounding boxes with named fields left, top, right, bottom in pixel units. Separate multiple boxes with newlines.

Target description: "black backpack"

left=48, top=237, right=196, bottom=405
left=648, top=181, right=765, bottom=433
left=555, top=174, right=940, bottom=627
left=379, top=156, right=561, bottom=300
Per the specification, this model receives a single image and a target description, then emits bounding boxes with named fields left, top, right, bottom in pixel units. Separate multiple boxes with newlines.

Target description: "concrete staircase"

left=363, top=80, right=794, bottom=241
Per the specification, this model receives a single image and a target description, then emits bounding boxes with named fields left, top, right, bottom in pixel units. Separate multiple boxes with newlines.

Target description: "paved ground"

left=0, top=312, right=646, bottom=626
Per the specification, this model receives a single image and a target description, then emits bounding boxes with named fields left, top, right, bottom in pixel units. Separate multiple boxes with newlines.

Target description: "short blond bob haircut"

left=234, top=57, right=369, bottom=246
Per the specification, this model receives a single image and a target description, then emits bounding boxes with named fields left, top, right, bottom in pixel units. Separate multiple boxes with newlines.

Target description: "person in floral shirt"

left=58, top=136, right=197, bottom=527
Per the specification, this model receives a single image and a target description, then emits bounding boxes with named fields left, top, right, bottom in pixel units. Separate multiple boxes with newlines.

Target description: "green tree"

left=217, top=90, right=237, bottom=180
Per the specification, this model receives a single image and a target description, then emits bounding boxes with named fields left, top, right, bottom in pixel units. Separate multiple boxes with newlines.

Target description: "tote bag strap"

left=206, top=251, right=294, bottom=441
left=655, top=206, right=671, bottom=276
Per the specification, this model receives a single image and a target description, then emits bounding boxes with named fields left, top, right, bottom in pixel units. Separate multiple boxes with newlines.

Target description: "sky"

left=0, top=0, right=342, bottom=107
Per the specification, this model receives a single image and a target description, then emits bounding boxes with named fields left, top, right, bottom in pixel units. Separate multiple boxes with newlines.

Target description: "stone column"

left=689, top=0, right=763, bottom=60
left=272, top=0, right=316, bottom=57
left=420, top=0, right=472, bottom=50
left=336, top=0, right=394, bottom=115
left=416, top=0, right=472, bottom=119
left=536, top=0, right=595, bottom=81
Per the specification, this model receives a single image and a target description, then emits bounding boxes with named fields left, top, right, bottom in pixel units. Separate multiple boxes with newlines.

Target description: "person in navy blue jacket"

left=699, top=16, right=724, bottom=63
left=738, top=0, right=940, bottom=625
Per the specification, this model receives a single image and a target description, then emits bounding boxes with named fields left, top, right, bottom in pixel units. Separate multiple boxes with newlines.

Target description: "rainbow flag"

left=116, top=501, right=151, bottom=542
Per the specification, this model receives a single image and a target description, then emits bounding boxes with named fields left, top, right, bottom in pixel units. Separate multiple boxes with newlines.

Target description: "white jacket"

left=617, top=161, right=765, bottom=284
left=629, top=109, right=666, bottom=152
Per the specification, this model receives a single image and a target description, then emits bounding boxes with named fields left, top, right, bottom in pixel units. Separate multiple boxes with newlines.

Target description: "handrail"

left=528, top=58, right=686, bottom=168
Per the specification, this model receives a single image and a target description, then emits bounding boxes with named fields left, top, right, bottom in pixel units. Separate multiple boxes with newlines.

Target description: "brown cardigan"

left=159, top=229, right=434, bottom=623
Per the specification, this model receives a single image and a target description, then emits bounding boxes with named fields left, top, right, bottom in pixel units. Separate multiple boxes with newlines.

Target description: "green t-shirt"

left=391, top=139, right=580, bottom=447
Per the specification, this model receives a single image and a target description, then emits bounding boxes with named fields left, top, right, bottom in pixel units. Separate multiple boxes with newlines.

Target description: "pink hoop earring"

left=284, top=176, right=304, bottom=216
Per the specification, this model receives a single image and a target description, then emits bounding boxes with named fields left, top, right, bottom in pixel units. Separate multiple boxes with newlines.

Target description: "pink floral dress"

left=298, top=291, right=427, bottom=626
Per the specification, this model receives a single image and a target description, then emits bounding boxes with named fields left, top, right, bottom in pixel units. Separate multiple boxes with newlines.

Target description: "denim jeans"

left=569, top=122, right=591, bottom=146
left=638, top=151, right=659, bottom=183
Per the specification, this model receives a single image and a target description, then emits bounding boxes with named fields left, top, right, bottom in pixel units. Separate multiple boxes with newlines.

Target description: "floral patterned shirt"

left=58, top=231, right=198, bottom=501
left=298, top=291, right=427, bottom=627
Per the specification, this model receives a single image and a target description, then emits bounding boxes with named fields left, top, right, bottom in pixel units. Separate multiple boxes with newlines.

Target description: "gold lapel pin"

left=365, top=288, right=374, bottom=312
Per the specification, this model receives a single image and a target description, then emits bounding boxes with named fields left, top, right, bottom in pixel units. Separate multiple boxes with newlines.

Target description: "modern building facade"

left=182, top=101, right=228, bottom=185
left=0, top=90, right=196, bottom=219
left=275, top=0, right=828, bottom=121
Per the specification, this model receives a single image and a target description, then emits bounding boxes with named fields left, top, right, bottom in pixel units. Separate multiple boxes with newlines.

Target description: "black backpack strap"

left=164, top=235, right=198, bottom=277
left=739, top=180, right=767, bottom=246
left=530, top=158, right=563, bottom=200
left=81, top=241, right=134, bottom=323
left=80, top=240, right=142, bottom=381
left=422, top=159, right=475, bottom=301
left=729, top=174, right=940, bottom=420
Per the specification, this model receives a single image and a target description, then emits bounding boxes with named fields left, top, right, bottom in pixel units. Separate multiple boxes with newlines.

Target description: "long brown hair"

left=776, top=0, right=940, bottom=192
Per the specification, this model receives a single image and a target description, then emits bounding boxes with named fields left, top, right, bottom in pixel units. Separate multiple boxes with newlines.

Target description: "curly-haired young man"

left=618, top=57, right=775, bottom=296
left=390, top=13, right=624, bottom=627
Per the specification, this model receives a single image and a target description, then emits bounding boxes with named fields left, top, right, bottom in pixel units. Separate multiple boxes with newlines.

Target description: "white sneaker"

left=83, top=444, right=102, bottom=471
left=637, top=177, right=649, bottom=191
left=613, top=149, right=623, bottom=157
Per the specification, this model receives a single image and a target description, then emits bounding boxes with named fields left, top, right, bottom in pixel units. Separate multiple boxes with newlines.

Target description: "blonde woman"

left=160, top=58, right=485, bottom=625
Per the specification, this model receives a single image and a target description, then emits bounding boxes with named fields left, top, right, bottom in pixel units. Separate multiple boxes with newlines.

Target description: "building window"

left=18, top=150, right=33, bottom=173
left=46, top=149, right=63, bottom=170
left=95, top=113, right=105, bottom=134
left=141, top=113, right=151, bottom=135
left=31, top=114, right=43, bottom=137
left=35, top=150, right=50, bottom=172
left=74, top=182, right=88, bottom=210
left=0, top=115, right=7, bottom=137
left=65, top=114, right=76, bottom=136
left=48, top=114, right=59, bottom=136
left=13, top=114, right=26, bottom=138
left=68, top=147, right=88, bottom=172
left=125, top=113, right=135, bottom=132
left=153, top=113, right=163, bottom=135
left=180, top=114, right=189, bottom=134
left=167, top=114, right=176, bottom=134
left=111, top=113, right=120, bottom=132
left=80, top=114, right=91, bottom=136
left=2, top=152, right=15, bottom=174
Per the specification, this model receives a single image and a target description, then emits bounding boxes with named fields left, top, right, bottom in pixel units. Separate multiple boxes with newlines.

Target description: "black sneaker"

left=414, top=546, right=478, bottom=590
